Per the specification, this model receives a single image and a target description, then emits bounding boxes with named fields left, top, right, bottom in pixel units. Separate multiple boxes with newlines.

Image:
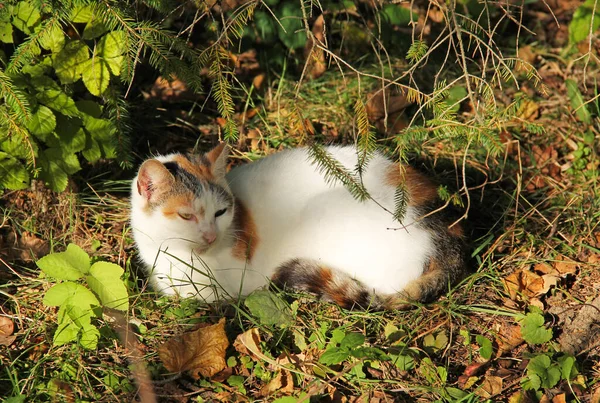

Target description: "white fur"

left=130, top=146, right=435, bottom=302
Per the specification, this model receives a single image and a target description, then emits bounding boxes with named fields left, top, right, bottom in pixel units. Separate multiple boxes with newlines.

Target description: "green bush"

left=0, top=0, right=205, bottom=191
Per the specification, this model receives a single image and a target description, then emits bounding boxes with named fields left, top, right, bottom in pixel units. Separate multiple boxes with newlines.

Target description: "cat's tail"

left=270, top=229, right=466, bottom=310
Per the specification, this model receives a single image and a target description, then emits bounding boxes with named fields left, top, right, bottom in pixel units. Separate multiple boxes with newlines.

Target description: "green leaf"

left=380, top=4, right=415, bottom=26
left=476, top=335, right=493, bottom=360
left=53, top=307, right=80, bottom=346
left=27, top=105, right=56, bottom=138
left=3, top=396, right=26, bottom=403
left=36, top=89, right=80, bottom=117
left=38, top=24, right=65, bottom=53
left=446, top=387, right=469, bottom=400
left=36, top=244, right=90, bottom=280
left=82, top=19, right=107, bottom=40
left=0, top=21, right=13, bottom=44
left=71, top=5, right=94, bottom=23
left=82, top=135, right=102, bottom=162
left=244, top=290, right=293, bottom=327
left=0, top=151, right=29, bottom=190
left=81, top=58, right=110, bottom=96
left=566, top=79, right=592, bottom=124
left=43, top=281, right=99, bottom=307
left=54, top=124, right=86, bottom=154
left=526, top=355, right=561, bottom=389
left=44, top=147, right=81, bottom=175
left=319, top=347, right=350, bottom=365
left=54, top=41, right=90, bottom=84
left=254, top=11, right=277, bottom=43
left=0, top=129, right=36, bottom=160
left=520, top=312, right=553, bottom=345
left=390, top=354, right=415, bottom=370
left=98, top=31, right=126, bottom=76
left=558, top=355, right=576, bottom=380
left=79, top=322, right=100, bottom=349
left=86, top=262, right=129, bottom=310
left=276, top=3, right=306, bottom=49
left=569, top=0, right=600, bottom=44
left=37, top=148, right=80, bottom=191
left=11, top=1, right=41, bottom=34
left=422, top=331, right=449, bottom=353
left=340, top=333, right=365, bottom=349
left=76, top=100, right=103, bottom=118
left=350, top=346, right=389, bottom=361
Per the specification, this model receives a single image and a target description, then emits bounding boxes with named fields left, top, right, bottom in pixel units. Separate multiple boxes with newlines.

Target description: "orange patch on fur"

left=172, top=155, right=213, bottom=180
left=318, top=268, right=352, bottom=307
left=231, top=199, right=260, bottom=261
left=423, top=257, right=441, bottom=275
left=385, top=165, right=438, bottom=207
left=161, top=193, right=194, bottom=219
left=447, top=222, right=464, bottom=237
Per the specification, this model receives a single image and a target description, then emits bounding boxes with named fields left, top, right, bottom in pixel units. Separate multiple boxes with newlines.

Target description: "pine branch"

left=0, top=70, right=31, bottom=123
left=308, top=144, right=370, bottom=201
left=354, top=99, right=376, bottom=173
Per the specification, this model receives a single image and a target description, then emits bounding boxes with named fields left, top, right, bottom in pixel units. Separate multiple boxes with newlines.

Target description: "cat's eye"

left=178, top=212, right=194, bottom=220
left=214, top=208, right=227, bottom=218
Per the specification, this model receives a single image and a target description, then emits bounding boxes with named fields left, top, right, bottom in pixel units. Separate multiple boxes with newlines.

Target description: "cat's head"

left=132, top=143, right=234, bottom=252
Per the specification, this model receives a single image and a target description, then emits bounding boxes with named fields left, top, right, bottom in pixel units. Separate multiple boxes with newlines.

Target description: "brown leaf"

left=503, top=268, right=559, bottom=300
left=233, top=327, right=263, bottom=361
left=533, top=262, right=555, bottom=275
left=366, top=89, right=410, bottom=135
left=552, top=393, right=567, bottom=403
left=148, top=76, right=192, bottom=101
left=476, top=375, right=503, bottom=398
left=517, top=99, right=539, bottom=120
left=463, top=361, right=487, bottom=377
left=259, top=370, right=294, bottom=397
left=253, top=73, right=265, bottom=90
left=517, top=45, right=537, bottom=65
left=0, top=316, right=16, bottom=346
left=304, top=15, right=327, bottom=79
left=553, top=258, right=577, bottom=276
left=158, top=318, right=229, bottom=379
left=496, top=324, right=524, bottom=356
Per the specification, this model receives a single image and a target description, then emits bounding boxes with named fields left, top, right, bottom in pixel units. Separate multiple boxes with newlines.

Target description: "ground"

left=2, top=1, right=600, bottom=402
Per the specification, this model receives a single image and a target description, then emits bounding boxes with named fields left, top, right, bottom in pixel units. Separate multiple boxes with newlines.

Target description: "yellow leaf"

left=158, top=318, right=228, bottom=379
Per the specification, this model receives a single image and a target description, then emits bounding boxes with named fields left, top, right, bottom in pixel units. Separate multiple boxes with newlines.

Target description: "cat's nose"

left=203, top=231, right=217, bottom=244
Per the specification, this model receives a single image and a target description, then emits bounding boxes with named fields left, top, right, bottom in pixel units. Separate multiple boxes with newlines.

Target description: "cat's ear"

left=205, top=143, right=229, bottom=179
left=136, top=159, right=175, bottom=203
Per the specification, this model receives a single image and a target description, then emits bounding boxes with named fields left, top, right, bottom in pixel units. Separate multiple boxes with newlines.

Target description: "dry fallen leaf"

left=366, top=88, right=410, bottom=135
left=259, top=370, right=294, bottom=397
left=517, top=99, right=539, bottom=120
left=158, top=318, right=229, bottom=379
left=496, top=324, right=524, bottom=356
left=476, top=375, right=503, bottom=398
left=503, top=267, right=561, bottom=301
left=304, top=14, right=327, bottom=79
left=553, top=258, right=578, bottom=276
left=463, top=361, right=487, bottom=377
left=0, top=316, right=16, bottom=346
left=552, top=393, right=567, bottom=403
left=234, top=327, right=263, bottom=361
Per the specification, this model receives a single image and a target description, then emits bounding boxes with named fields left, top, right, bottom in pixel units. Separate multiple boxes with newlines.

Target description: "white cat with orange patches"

left=131, top=144, right=466, bottom=309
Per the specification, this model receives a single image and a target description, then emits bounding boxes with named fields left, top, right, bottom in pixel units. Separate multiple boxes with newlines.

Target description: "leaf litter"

left=158, top=318, right=229, bottom=379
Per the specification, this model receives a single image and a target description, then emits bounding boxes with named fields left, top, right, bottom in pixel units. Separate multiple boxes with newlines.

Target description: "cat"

left=130, top=143, right=466, bottom=310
